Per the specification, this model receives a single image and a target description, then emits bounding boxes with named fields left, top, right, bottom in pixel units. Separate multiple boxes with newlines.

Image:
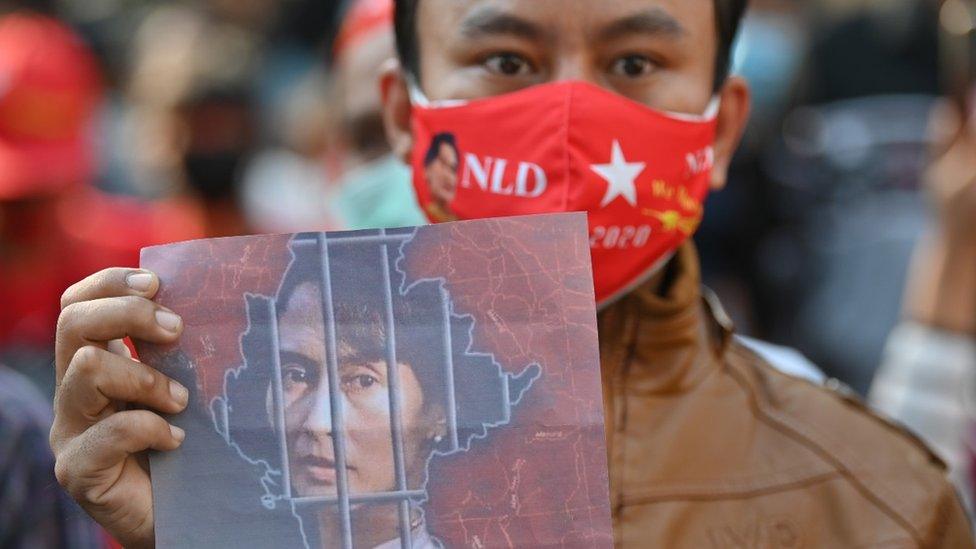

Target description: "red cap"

left=333, top=0, right=394, bottom=60
left=0, top=12, right=102, bottom=200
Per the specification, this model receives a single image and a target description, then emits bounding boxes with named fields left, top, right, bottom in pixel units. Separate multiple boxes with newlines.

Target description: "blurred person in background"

left=0, top=10, right=197, bottom=394
left=0, top=8, right=173, bottom=548
left=125, top=4, right=263, bottom=238
left=205, top=0, right=346, bottom=235
left=328, top=0, right=427, bottom=230
left=128, top=4, right=345, bottom=236
left=745, top=0, right=945, bottom=394
left=694, top=0, right=808, bottom=335
left=241, top=69, right=340, bottom=233
left=1, top=363, right=103, bottom=548
left=177, top=83, right=258, bottom=238
left=871, top=0, right=976, bottom=516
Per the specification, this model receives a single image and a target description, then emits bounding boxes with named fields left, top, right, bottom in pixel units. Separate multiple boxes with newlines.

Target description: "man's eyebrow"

left=336, top=360, right=389, bottom=382
left=360, top=361, right=388, bottom=381
left=280, top=351, right=320, bottom=374
left=459, top=7, right=548, bottom=42
left=597, top=9, right=686, bottom=41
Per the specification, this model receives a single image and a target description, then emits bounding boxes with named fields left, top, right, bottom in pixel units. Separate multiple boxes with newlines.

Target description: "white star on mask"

left=590, top=140, right=646, bottom=208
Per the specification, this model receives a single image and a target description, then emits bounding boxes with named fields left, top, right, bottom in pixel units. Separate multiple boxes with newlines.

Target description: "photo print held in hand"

left=137, top=213, right=612, bottom=548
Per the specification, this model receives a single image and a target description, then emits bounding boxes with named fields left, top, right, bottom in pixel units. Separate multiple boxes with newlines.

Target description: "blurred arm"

left=870, top=101, right=976, bottom=516
left=904, top=213, right=976, bottom=335
left=907, top=99, right=976, bottom=334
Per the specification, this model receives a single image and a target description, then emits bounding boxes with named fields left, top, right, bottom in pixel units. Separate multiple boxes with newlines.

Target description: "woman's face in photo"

left=425, top=142, right=459, bottom=205
left=277, top=283, right=439, bottom=497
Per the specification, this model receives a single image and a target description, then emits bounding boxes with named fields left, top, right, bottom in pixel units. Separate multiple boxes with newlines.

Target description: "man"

left=0, top=10, right=199, bottom=394
left=381, top=7, right=972, bottom=547
left=50, top=1, right=973, bottom=547
left=126, top=5, right=262, bottom=238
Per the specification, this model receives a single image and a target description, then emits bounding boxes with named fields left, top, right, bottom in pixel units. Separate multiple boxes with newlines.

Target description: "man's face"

left=383, top=0, right=750, bottom=190
left=417, top=0, right=717, bottom=113
left=278, top=283, right=434, bottom=497
left=425, top=142, right=459, bottom=204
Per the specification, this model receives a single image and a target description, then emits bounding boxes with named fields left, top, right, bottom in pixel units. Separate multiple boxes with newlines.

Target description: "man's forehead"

left=417, top=0, right=715, bottom=42
left=280, top=283, right=325, bottom=330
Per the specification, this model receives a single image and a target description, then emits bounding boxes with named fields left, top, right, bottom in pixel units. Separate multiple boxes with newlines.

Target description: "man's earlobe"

left=379, top=60, right=415, bottom=165
left=709, top=76, right=751, bottom=191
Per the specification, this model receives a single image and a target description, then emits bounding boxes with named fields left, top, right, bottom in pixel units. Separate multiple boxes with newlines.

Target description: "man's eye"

left=355, top=375, right=376, bottom=389
left=611, top=55, right=656, bottom=78
left=484, top=53, right=533, bottom=77
left=342, top=374, right=379, bottom=393
left=284, top=366, right=309, bottom=386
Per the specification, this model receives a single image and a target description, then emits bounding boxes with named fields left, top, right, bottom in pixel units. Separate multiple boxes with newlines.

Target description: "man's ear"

left=710, top=75, right=751, bottom=191
left=424, top=403, right=448, bottom=440
left=379, top=59, right=414, bottom=165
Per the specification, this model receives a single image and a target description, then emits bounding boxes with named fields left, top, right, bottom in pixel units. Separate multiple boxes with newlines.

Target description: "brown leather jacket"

left=599, top=244, right=973, bottom=548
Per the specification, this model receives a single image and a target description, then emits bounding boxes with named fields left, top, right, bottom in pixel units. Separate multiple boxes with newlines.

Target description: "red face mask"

left=410, top=81, right=719, bottom=307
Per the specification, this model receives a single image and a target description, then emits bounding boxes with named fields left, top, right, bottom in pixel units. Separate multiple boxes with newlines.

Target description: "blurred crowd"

left=0, top=0, right=974, bottom=545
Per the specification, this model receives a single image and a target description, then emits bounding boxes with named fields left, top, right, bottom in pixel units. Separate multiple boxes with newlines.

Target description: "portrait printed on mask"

left=139, top=216, right=613, bottom=549
left=421, top=133, right=460, bottom=222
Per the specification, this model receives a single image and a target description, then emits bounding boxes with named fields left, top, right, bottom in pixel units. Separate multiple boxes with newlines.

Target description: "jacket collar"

left=598, top=243, right=733, bottom=395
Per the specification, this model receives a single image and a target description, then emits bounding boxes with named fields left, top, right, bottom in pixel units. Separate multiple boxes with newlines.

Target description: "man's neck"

left=649, top=255, right=680, bottom=298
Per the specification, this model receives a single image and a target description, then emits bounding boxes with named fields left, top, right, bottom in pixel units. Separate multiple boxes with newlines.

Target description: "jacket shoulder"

left=725, top=340, right=973, bottom=546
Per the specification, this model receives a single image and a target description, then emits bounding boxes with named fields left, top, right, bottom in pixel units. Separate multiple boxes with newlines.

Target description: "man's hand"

left=50, top=268, right=189, bottom=548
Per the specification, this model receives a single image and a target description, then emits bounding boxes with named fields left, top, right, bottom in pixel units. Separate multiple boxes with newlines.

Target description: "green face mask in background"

left=332, top=155, right=428, bottom=230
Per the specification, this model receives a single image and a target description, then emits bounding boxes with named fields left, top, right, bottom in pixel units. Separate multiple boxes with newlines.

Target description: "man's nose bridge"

left=552, top=50, right=599, bottom=85
left=307, top=380, right=334, bottom=432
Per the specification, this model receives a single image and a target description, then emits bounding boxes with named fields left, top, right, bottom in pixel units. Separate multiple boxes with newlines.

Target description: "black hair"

left=281, top=278, right=452, bottom=413
left=423, top=132, right=458, bottom=168
left=394, top=0, right=749, bottom=91
left=271, top=236, right=451, bottom=413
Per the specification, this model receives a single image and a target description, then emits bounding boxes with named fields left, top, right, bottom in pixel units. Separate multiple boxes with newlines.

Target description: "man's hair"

left=394, top=0, right=749, bottom=91
left=423, top=132, right=458, bottom=168
left=273, top=240, right=450, bottom=412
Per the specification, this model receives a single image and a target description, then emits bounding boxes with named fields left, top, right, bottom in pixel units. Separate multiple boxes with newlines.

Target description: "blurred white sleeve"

left=870, top=322, right=976, bottom=514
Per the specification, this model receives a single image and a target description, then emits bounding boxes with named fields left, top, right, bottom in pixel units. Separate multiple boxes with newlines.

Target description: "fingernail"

left=126, top=271, right=154, bottom=292
left=170, top=381, right=188, bottom=406
left=155, top=310, right=182, bottom=333
left=170, top=425, right=185, bottom=442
